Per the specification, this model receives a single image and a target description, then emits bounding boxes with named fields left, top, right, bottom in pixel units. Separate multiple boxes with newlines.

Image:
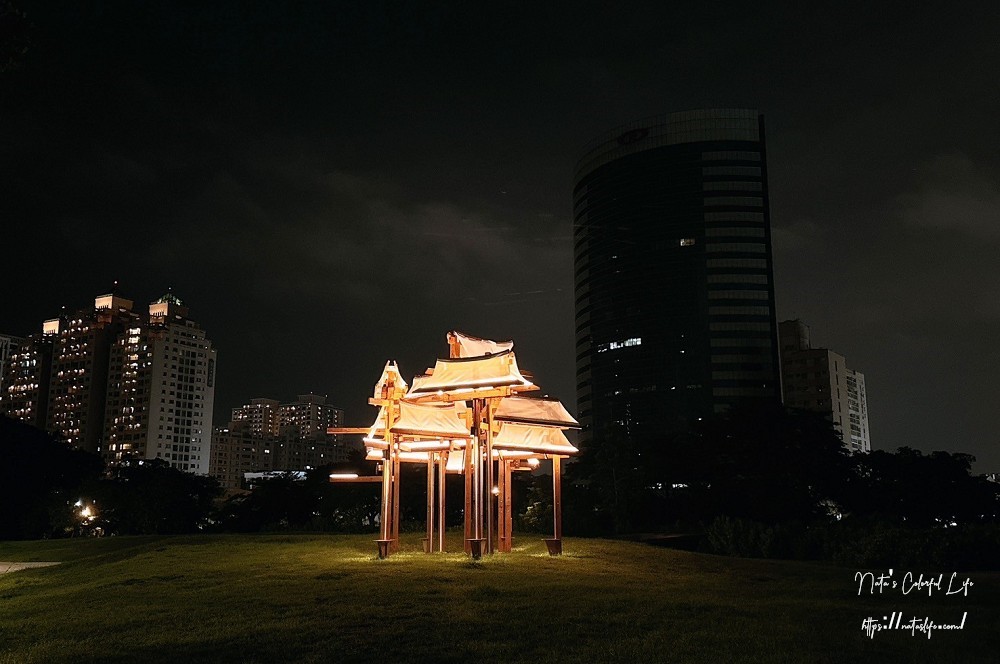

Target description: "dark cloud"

left=3, top=0, right=999, bottom=469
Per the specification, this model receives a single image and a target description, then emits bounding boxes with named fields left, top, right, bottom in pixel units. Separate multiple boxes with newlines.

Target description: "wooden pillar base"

left=376, top=539, right=393, bottom=559
left=467, top=538, right=486, bottom=560
left=543, top=538, right=563, bottom=556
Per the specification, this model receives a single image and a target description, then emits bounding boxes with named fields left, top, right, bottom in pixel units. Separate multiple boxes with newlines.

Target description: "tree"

left=0, top=416, right=103, bottom=539
left=689, top=403, right=853, bottom=524
left=842, top=447, right=1000, bottom=527
left=94, top=458, right=222, bottom=535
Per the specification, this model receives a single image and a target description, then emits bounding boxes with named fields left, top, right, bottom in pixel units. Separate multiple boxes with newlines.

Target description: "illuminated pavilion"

left=330, top=331, right=578, bottom=558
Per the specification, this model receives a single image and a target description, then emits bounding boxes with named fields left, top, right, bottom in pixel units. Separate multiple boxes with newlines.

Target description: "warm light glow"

left=527, top=458, right=540, bottom=467
left=329, top=473, right=359, bottom=480
left=491, top=486, right=499, bottom=496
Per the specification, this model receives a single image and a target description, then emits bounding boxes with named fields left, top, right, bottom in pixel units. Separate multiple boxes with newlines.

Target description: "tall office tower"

left=778, top=319, right=870, bottom=453
left=278, top=393, right=344, bottom=439
left=47, top=294, right=138, bottom=452
left=231, top=398, right=281, bottom=438
left=574, top=109, right=781, bottom=449
left=105, top=294, right=217, bottom=473
left=1, top=330, right=54, bottom=428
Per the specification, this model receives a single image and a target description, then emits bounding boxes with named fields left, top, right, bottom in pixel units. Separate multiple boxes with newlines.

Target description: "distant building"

left=0, top=291, right=217, bottom=474
left=210, top=394, right=350, bottom=490
left=778, top=319, right=870, bottom=453
left=574, top=109, right=781, bottom=450
left=278, top=393, right=343, bottom=439
left=209, top=421, right=259, bottom=491
left=1, top=331, right=53, bottom=429
left=231, top=398, right=281, bottom=438
left=0, top=333, right=24, bottom=395
left=104, top=293, right=217, bottom=474
left=47, top=294, right=139, bottom=452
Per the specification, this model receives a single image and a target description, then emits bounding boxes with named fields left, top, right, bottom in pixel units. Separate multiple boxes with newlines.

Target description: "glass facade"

left=574, top=109, right=781, bottom=448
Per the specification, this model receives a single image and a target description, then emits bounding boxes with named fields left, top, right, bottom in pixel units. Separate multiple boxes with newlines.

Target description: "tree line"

left=3, top=409, right=999, bottom=569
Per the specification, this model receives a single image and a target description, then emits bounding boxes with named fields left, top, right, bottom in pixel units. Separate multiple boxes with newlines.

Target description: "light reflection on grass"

left=0, top=533, right=998, bottom=663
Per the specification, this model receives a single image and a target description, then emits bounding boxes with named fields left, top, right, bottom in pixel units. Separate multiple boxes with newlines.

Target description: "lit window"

left=680, top=238, right=696, bottom=247
left=598, top=337, right=642, bottom=353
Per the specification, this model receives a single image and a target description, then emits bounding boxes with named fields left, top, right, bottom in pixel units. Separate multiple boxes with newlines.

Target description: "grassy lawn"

left=1, top=533, right=997, bottom=663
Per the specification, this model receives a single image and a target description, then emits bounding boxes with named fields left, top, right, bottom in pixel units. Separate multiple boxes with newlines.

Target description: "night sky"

left=3, top=2, right=999, bottom=470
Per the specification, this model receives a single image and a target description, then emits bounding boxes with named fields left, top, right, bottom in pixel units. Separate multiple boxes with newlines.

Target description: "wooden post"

left=464, top=443, right=473, bottom=553
left=553, top=455, right=562, bottom=541
left=391, top=447, right=401, bottom=552
left=379, top=453, right=391, bottom=542
left=473, top=399, right=483, bottom=542
left=544, top=455, right=564, bottom=555
left=465, top=398, right=486, bottom=557
left=437, top=452, right=446, bottom=552
left=496, top=457, right=504, bottom=553
left=502, top=459, right=513, bottom=552
left=377, top=406, right=393, bottom=558
left=425, top=455, right=434, bottom=553
left=447, top=332, right=462, bottom=360
left=485, top=399, right=495, bottom=554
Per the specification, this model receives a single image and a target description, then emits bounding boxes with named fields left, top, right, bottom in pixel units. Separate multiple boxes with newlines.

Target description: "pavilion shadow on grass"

left=330, top=331, right=579, bottom=559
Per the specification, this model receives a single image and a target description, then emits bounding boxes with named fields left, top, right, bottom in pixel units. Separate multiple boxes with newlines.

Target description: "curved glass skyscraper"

left=574, top=109, right=780, bottom=448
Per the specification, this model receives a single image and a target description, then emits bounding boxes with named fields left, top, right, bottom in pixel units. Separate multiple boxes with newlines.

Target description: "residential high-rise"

left=1, top=331, right=53, bottom=429
left=574, top=109, right=781, bottom=448
left=278, top=393, right=344, bottom=439
left=1, top=291, right=218, bottom=474
left=105, top=294, right=217, bottom=473
left=210, top=394, right=350, bottom=490
left=209, top=420, right=259, bottom=491
left=0, top=334, right=24, bottom=395
left=231, top=398, right=281, bottom=438
left=47, top=294, right=139, bottom=452
left=778, top=319, right=870, bottom=453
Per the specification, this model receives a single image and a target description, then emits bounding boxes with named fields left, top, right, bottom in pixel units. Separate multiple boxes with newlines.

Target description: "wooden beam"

left=329, top=476, right=382, bottom=483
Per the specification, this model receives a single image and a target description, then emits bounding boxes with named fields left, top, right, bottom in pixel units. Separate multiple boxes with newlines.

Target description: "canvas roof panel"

left=495, top=396, right=579, bottom=429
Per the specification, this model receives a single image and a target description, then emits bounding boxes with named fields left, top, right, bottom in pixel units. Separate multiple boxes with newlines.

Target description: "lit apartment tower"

left=211, top=395, right=351, bottom=489
left=0, top=334, right=24, bottom=395
left=231, top=398, right=281, bottom=438
left=47, top=294, right=138, bottom=452
left=846, top=370, right=870, bottom=453
left=209, top=420, right=259, bottom=491
left=105, top=294, right=217, bottom=473
left=1, top=330, right=54, bottom=429
left=278, top=393, right=344, bottom=439
left=574, top=109, right=781, bottom=448
left=778, top=319, right=870, bottom=453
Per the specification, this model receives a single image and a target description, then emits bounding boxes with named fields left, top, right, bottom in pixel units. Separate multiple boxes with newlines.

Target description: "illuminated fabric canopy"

left=364, top=401, right=470, bottom=446
left=373, top=361, right=408, bottom=400
left=407, top=350, right=533, bottom=396
left=449, top=330, right=514, bottom=358
left=392, top=400, right=469, bottom=438
left=495, top=396, right=580, bottom=429
left=493, top=422, right=579, bottom=456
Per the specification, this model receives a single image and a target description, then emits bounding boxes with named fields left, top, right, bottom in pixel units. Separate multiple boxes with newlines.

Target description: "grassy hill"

left=1, top=533, right=997, bottom=663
